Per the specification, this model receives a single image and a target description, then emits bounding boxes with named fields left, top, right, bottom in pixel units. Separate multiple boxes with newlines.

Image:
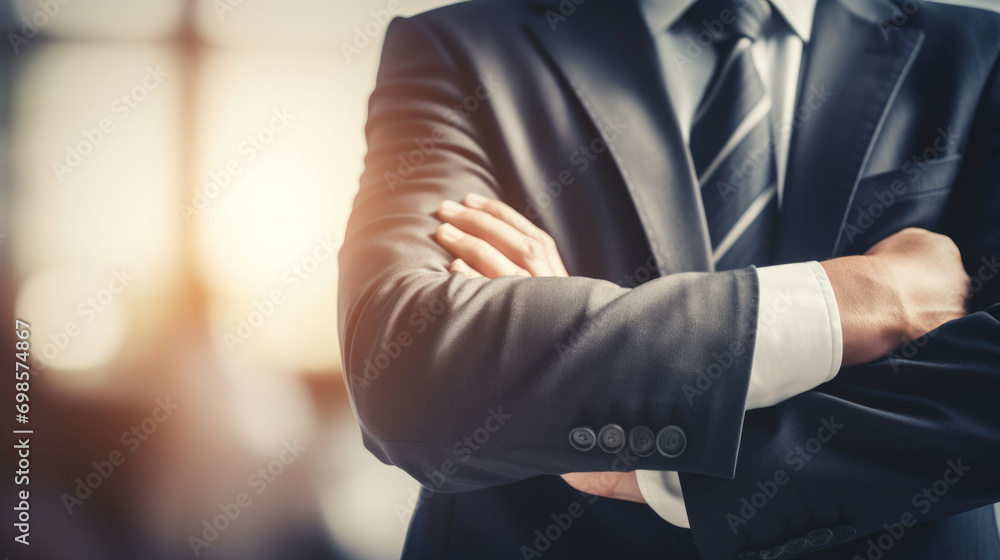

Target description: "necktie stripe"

left=690, top=52, right=766, bottom=172
left=712, top=183, right=776, bottom=263
left=684, top=0, right=777, bottom=270
left=699, top=121, right=773, bottom=247
left=714, top=194, right=778, bottom=270
left=696, top=95, right=771, bottom=184
left=692, top=37, right=753, bottom=124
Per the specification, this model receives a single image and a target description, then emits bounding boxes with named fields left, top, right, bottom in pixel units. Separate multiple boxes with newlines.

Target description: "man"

left=337, top=0, right=1000, bottom=557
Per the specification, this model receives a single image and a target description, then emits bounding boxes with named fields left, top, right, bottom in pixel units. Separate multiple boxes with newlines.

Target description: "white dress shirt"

left=634, top=0, right=844, bottom=528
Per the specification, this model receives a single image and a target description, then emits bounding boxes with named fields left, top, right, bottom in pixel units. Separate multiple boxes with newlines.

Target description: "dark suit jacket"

left=337, top=0, right=1000, bottom=558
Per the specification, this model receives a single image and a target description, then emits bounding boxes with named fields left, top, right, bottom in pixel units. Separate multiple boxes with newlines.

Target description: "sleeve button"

left=761, top=545, right=784, bottom=559
left=628, top=426, right=656, bottom=457
left=807, top=528, right=833, bottom=547
left=783, top=538, right=807, bottom=553
left=598, top=424, right=626, bottom=453
left=656, top=425, right=687, bottom=458
left=568, top=426, right=596, bottom=451
left=832, top=526, right=856, bottom=541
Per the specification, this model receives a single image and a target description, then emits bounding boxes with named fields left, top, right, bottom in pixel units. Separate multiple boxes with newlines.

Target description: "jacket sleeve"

left=680, top=306, right=1000, bottom=560
left=680, top=46, right=1000, bottom=560
left=337, top=16, right=760, bottom=493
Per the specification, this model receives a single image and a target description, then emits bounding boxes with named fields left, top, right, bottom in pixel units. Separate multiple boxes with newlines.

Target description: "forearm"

left=346, top=14, right=771, bottom=493
left=639, top=232, right=972, bottom=525
left=339, top=242, right=759, bottom=490
left=822, top=228, right=970, bottom=366
left=679, top=305, right=1000, bottom=560
left=821, top=255, right=908, bottom=366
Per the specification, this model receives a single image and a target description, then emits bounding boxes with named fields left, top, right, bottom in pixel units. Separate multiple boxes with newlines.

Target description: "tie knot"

left=684, top=0, right=771, bottom=43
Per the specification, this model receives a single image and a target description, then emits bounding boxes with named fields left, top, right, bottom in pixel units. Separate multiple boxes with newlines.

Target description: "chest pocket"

left=837, top=154, right=963, bottom=255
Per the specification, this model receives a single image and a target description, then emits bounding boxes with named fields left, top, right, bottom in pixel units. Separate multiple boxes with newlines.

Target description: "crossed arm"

left=341, top=15, right=1000, bottom=558
left=430, top=193, right=971, bottom=503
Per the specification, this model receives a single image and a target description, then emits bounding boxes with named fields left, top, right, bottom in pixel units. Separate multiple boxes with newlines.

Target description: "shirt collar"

left=637, top=0, right=818, bottom=42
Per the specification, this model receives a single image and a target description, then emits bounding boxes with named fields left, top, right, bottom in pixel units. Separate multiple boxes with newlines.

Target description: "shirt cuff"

left=745, top=260, right=842, bottom=409
left=639, top=261, right=842, bottom=527
left=637, top=470, right=690, bottom=528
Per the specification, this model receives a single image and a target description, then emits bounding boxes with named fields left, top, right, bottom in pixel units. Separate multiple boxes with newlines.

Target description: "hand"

left=560, top=471, right=645, bottom=503
left=821, top=228, right=969, bottom=366
left=435, top=193, right=568, bottom=278
left=434, top=193, right=643, bottom=503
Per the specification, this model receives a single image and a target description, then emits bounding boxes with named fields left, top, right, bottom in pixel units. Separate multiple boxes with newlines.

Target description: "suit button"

left=832, top=526, right=856, bottom=541
left=807, top=528, right=833, bottom=547
left=598, top=424, right=626, bottom=453
left=783, top=538, right=807, bottom=553
left=569, top=426, right=596, bottom=451
left=656, top=425, right=687, bottom=458
left=628, top=426, right=656, bottom=456
left=761, top=546, right=784, bottom=559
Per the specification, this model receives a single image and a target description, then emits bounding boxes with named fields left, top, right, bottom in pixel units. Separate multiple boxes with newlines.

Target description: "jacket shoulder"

left=911, top=0, right=1000, bottom=45
left=405, top=0, right=536, bottom=35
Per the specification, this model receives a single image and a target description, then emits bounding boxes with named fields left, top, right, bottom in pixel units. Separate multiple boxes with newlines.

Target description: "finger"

left=560, top=472, right=601, bottom=496
left=438, top=199, right=555, bottom=276
left=464, top=193, right=569, bottom=277
left=436, top=223, right=530, bottom=279
left=560, top=472, right=644, bottom=503
left=450, top=258, right=484, bottom=279
left=562, top=472, right=614, bottom=497
left=612, top=471, right=644, bottom=503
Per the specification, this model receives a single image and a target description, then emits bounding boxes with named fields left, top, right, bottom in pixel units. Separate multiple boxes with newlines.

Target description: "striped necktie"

left=685, top=0, right=778, bottom=271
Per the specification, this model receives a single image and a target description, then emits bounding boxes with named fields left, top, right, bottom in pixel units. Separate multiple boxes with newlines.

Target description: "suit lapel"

left=777, top=0, right=924, bottom=262
left=525, top=0, right=713, bottom=274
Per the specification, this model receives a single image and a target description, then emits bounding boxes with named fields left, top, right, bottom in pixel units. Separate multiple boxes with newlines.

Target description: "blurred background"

left=0, top=1, right=459, bottom=558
